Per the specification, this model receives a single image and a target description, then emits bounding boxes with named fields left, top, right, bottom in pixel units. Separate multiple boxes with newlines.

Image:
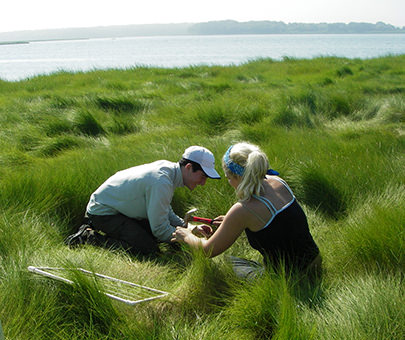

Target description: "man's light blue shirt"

left=86, top=160, right=184, bottom=242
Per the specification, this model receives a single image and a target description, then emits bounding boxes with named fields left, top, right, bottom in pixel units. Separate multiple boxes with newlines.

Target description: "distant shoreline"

left=0, top=32, right=405, bottom=46
left=0, top=20, right=404, bottom=44
left=0, top=41, right=29, bottom=45
left=1, top=33, right=404, bottom=46
left=0, top=38, right=90, bottom=45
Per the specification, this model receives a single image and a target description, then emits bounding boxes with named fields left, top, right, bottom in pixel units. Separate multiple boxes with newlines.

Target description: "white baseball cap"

left=182, top=146, right=221, bottom=179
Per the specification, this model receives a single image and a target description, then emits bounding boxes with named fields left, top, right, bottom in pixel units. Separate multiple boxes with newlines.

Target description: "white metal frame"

left=28, top=266, right=169, bottom=305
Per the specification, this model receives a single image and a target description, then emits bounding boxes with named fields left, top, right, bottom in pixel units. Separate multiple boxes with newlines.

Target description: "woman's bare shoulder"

left=226, top=202, right=251, bottom=220
left=228, top=201, right=244, bottom=214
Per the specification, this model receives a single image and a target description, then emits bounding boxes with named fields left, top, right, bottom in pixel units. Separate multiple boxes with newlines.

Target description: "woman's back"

left=242, top=176, right=295, bottom=231
left=242, top=176, right=319, bottom=270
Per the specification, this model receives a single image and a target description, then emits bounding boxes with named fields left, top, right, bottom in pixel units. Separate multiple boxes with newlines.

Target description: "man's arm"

left=168, top=206, right=185, bottom=227
left=145, top=182, right=177, bottom=242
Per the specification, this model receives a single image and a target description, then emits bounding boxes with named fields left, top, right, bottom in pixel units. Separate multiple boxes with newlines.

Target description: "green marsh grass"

left=325, top=185, right=405, bottom=275
left=0, top=55, right=404, bottom=339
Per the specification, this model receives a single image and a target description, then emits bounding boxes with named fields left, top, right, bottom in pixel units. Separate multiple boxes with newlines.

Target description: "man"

left=65, top=145, right=220, bottom=255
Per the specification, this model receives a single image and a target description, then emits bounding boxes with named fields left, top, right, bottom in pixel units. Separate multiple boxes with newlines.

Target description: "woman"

left=171, top=142, right=321, bottom=279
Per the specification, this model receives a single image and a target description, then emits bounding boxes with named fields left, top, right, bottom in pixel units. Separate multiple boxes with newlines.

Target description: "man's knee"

left=88, top=213, right=159, bottom=255
left=123, top=228, right=159, bottom=254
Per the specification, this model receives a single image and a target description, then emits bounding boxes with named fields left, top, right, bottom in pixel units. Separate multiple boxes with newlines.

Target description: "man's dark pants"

left=87, top=213, right=160, bottom=255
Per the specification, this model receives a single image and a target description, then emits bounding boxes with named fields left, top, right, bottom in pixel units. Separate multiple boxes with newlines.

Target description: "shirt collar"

left=173, top=162, right=184, bottom=188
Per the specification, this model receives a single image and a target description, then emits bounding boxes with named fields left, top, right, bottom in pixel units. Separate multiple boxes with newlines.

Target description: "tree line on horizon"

left=0, top=20, right=404, bottom=44
left=189, top=20, right=405, bottom=35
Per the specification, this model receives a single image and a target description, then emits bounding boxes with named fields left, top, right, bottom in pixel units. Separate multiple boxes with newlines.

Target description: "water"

left=1, top=34, right=404, bottom=81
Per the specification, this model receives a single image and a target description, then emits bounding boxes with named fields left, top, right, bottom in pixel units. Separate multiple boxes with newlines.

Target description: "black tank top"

left=244, top=181, right=319, bottom=271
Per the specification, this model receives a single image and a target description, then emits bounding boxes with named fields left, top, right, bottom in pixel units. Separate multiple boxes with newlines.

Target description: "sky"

left=1, top=0, right=405, bottom=33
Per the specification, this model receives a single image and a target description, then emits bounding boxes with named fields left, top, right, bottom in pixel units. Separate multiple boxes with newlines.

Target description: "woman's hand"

left=192, top=224, right=213, bottom=238
left=212, top=215, right=225, bottom=227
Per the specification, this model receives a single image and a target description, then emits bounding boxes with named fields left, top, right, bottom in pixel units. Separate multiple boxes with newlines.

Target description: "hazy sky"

left=1, top=0, right=404, bottom=33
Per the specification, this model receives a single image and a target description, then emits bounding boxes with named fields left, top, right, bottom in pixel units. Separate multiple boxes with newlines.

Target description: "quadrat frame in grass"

left=28, top=266, right=169, bottom=305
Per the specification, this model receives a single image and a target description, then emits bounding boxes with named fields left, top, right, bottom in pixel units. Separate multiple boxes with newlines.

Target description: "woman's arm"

left=171, top=203, right=247, bottom=257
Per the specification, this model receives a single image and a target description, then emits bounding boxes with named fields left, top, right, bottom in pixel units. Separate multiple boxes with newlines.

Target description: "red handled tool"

left=191, top=216, right=215, bottom=225
left=184, top=208, right=216, bottom=225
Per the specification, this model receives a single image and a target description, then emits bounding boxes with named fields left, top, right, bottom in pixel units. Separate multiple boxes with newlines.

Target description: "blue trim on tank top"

left=251, top=177, right=296, bottom=231
left=252, top=195, right=296, bottom=230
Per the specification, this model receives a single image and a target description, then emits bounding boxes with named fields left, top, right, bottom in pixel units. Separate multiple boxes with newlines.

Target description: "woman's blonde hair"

left=222, top=142, right=269, bottom=201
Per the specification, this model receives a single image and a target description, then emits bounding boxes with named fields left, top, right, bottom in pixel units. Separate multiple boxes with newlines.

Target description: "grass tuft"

left=173, top=248, right=234, bottom=315
left=194, top=101, right=233, bottom=134
left=36, top=136, right=83, bottom=157
left=336, top=66, right=354, bottom=77
left=327, top=185, right=405, bottom=275
left=290, top=162, right=348, bottom=219
left=94, top=95, right=147, bottom=114
left=73, top=109, right=105, bottom=136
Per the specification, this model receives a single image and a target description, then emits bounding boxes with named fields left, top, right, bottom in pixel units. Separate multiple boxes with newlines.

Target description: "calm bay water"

left=1, top=34, right=404, bottom=81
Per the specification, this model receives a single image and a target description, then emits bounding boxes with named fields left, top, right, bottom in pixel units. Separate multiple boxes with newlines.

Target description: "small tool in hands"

left=184, top=208, right=216, bottom=225
left=183, top=208, right=215, bottom=237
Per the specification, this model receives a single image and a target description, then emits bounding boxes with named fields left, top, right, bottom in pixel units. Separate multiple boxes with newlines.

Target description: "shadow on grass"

left=290, top=163, right=348, bottom=220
